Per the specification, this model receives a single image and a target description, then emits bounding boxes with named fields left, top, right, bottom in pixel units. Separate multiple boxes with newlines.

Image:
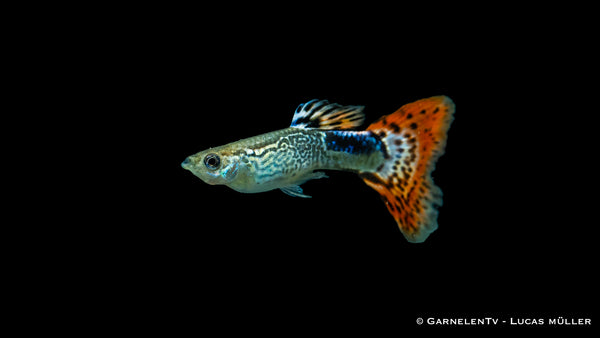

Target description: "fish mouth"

left=181, top=157, right=192, bottom=170
left=181, top=159, right=220, bottom=185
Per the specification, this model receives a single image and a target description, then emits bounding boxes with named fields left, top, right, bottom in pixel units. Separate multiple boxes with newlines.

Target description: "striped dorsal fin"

left=290, top=99, right=365, bottom=130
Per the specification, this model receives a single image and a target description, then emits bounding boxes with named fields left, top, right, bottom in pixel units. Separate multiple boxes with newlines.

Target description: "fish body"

left=182, top=128, right=385, bottom=196
left=182, top=97, right=455, bottom=242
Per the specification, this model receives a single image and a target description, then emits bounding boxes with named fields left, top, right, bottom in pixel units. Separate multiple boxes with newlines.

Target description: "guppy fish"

left=182, top=96, right=454, bottom=243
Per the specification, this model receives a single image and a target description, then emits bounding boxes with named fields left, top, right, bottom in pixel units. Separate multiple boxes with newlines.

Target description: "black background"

left=73, top=9, right=595, bottom=334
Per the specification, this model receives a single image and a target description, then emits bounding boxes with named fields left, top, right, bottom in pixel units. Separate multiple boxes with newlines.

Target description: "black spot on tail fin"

left=359, top=96, right=455, bottom=243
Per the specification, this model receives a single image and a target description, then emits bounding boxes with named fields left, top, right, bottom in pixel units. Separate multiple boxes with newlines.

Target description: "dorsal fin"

left=290, top=99, right=365, bottom=130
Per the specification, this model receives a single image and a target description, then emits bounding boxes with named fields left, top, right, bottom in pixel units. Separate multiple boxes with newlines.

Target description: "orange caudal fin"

left=359, top=96, right=455, bottom=243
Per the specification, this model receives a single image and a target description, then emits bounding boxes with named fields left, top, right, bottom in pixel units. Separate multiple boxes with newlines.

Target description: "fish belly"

left=242, top=129, right=328, bottom=190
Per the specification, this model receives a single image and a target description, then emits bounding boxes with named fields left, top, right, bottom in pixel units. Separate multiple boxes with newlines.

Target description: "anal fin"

left=281, top=185, right=312, bottom=198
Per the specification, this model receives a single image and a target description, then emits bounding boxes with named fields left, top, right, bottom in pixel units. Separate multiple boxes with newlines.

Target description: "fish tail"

left=359, top=96, right=455, bottom=243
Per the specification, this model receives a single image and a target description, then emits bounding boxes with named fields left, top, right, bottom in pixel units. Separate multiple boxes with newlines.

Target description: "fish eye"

left=204, top=153, right=221, bottom=170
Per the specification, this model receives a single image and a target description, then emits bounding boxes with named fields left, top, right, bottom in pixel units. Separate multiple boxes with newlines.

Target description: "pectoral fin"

left=280, top=185, right=312, bottom=198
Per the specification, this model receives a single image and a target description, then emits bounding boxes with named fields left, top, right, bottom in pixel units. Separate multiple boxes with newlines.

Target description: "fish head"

left=181, top=149, right=240, bottom=186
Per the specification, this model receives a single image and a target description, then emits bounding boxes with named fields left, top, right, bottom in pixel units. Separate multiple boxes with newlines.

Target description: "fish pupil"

left=204, top=154, right=220, bottom=170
